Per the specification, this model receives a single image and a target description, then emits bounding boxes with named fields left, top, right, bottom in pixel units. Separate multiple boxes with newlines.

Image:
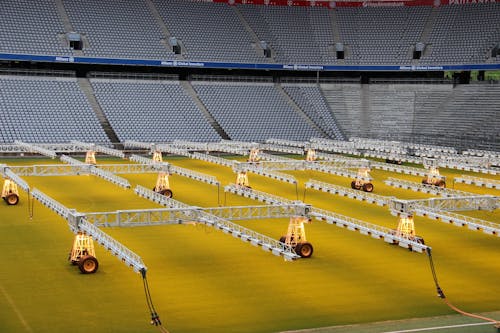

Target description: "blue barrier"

left=1, top=52, right=499, bottom=71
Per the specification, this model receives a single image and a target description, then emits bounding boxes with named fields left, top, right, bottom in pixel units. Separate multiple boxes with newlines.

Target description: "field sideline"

left=1, top=155, right=499, bottom=333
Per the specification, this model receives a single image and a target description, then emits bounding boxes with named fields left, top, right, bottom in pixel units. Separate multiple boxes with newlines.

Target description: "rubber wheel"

left=363, top=183, right=374, bottom=192
left=295, top=242, right=313, bottom=258
left=5, top=193, right=19, bottom=205
left=350, top=180, right=357, bottom=189
left=78, top=255, right=99, bottom=274
left=159, top=189, right=173, bottom=198
left=437, top=180, right=446, bottom=188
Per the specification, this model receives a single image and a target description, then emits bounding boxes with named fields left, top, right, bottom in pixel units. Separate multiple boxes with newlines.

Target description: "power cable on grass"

left=426, top=248, right=500, bottom=331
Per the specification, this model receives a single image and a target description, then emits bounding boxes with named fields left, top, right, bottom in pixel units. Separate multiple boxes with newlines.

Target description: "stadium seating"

left=62, top=0, right=175, bottom=60
left=0, top=0, right=70, bottom=56
left=419, top=3, right=500, bottom=64
left=321, top=82, right=499, bottom=151
left=90, top=78, right=221, bottom=143
left=336, top=6, right=432, bottom=65
left=282, top=84, right=345, bottom=139
left=0, top=75, right=109, bottom=144
left=191, top=81, right=322, bottom=142
left=1, top=0, right=499, bottom=65
left=153, top=0, right=265, bottom=63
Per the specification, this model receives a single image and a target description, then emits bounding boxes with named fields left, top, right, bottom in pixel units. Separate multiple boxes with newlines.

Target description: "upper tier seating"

left=0, top=0, right=70, bottom=56
left=1, top=1, right=498, bottom=65
left=63, top=0, right=175, bottom=60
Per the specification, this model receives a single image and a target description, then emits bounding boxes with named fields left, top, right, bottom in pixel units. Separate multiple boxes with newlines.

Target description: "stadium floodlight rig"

left=422, top=158, right=446, bottom=188
left=85, top=150, right=97, bottom=165
left=152, top=150, right=163, bottom=163
left=153, top=172, right=173, bottom=198
left=248, top=147, right=261, bottom=162
left=305, top=148, right=317, bottom=161
left=280, top=216, right=313, bottom=258
left=350, top=160, right=374, bottom=192
left=1, top=178, right=20, bottom=205
left=236, top=171, right=250, bottom=188
left=69, top=231, right=99, bottom=274
left=389, top=200, right=425, bottom=249
left=0, top=164, right=30, bottom=205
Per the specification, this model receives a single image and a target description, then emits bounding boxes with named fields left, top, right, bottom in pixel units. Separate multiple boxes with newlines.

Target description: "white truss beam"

left=82, top=204, right=308, bottom=227
left=265, top=138, right=307, bottom=148
left=305, top=180, right=391, bottom=206
left=191, top=152, right=235, bottom=168
left=310, top=207, right=429, bottom=253
left=135, top=185, right=300, bottom=260
left=258, top=143, right=305, bottom=155
left=454, top=175, right=500, bottom=189
left=0, top=165, right=30, bottom=192
left=224, top=184, right=300, bottom=205
left=371, top=161, right=428, bottom=176
left=123, top=140, right=154, bottom=150
left=384, top=177, right=473, bottom=197
left=60, top=155, right=131, bottom=188
left=71, top=140, right=125, bottom=159
left=31, top=188, right=147, bottom=272
left=14, top=141, right=57, bottom=158
left=414, top=206, right=500, bottom=237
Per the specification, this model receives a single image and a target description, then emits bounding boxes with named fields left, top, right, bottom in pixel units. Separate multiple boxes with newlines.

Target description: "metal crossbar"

left=31, top=189, right=74, bottom=226
left=310, top=207, right=429, bottom=253
left=191, top=152, right=235, bottom=167
left=224, top=184, right=301, bottom=205
left=134, top=185, right=300, bottom=260
left=71, top=140, right=125, bottom=159
left=385, top=177, right=474, bottom=197
left=60, top=155, right=131, bottom=188
left=371, top=161, right=428, bottom=176
left=413, top=206, right=500, bottom=237
left=14, top=141, right=58, bottom=158
left=305, top=179, right=391, bottom=206
left=234, top=163, right=297, bottom=184
left=0, top=165, right=30, bottom=192
left=454, top=175, right=500, bottom=189
left=31, top=189, right=146, bottom=272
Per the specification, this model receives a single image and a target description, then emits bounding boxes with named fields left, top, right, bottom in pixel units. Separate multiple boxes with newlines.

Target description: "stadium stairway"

left=181, top=80, right=230, bottom=140
left=54, top=0, right=84, bottom=57
left=144, top=0, right=183, bottom=59
left=233, top=6, right=276, bottom=62
left=275, top=83, right=329, bottom=138
left=77, top=78, right=122, bottom=147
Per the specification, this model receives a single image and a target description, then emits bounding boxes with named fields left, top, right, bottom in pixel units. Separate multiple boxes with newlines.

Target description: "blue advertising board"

left=1, top=52, right=499, bottom=72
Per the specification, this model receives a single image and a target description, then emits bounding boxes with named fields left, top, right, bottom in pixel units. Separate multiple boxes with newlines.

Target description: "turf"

left=0, top=156, right=499, bottom=333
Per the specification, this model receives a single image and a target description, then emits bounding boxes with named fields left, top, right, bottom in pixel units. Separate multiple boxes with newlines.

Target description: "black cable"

left=27, top=189, right=34, bottom=220
left=426, top=248, right=445, bottom=298
left=426, top=248, right=499, bottom=327
left=140, top=269, right=162, bottom=327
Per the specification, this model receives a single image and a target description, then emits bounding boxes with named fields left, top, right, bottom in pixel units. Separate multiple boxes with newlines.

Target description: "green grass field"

left=1, top=155, right=499, bottom=333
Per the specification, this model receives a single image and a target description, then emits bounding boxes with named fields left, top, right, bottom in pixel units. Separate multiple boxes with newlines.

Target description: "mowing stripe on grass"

left=383, top=321, right=491, bottom=333
left=0, top=283, right=33, bottom=333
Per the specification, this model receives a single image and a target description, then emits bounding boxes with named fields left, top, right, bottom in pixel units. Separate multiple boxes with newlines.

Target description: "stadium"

left=0, top=0, right=499, bottom=333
